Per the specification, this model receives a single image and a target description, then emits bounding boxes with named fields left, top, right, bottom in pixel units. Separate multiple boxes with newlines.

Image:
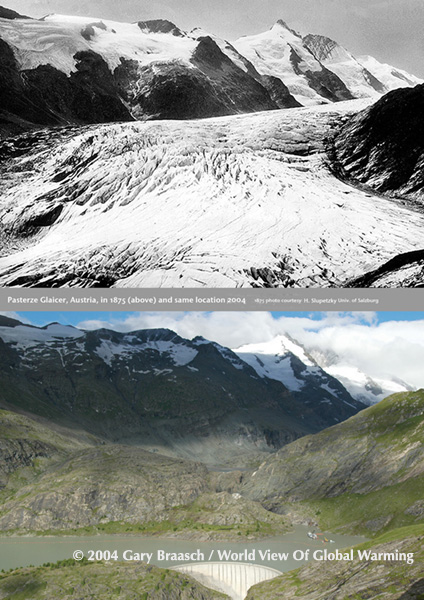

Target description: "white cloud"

left=75, top=311, right=424, bottom=390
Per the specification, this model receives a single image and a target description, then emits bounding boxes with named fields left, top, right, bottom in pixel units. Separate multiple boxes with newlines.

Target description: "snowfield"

left=0, top=14, right=198, bottom=75
left=1, top=100, right=424, bottom=288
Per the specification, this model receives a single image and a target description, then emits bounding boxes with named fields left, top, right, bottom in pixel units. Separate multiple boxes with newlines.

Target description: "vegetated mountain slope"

left=241, top=390, right=424, bottom=536
left=1, top=101, right=424, bottom=288
left=246, top=526, right=424, bottom=600
left=0, top=560, right=230, bottom=600
left=0, top=405, right=290, bottom=537
left=0, top=433, right=209, bottom=533
left=0, top=317, right=364, bottom=465
left=0, top=406, right=98, bottom=494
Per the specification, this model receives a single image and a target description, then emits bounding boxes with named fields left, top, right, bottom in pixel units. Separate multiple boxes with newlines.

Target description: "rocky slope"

left=0, top=317, right=364, bottom=466
left=0, top=437, right=209, bottom=533
left=0, top=560, right=229, bottom=600
left=240, top=390, right=424, bottom=536
left=332, top=84, right=424, bottom=204
left=0, top=407, right=291, bottom=537
left=246, top=526, right=424, bottom=600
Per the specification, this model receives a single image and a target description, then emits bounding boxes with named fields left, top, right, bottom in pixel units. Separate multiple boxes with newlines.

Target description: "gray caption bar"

left=0, top=289, right=422, bottom=312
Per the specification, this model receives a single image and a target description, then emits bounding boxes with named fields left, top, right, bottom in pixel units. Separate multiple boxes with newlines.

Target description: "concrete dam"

left=172, top=562, right=282, bottom=600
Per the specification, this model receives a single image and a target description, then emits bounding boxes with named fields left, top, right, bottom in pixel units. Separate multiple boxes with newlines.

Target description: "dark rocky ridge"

left=137, top=18, right=184, bottom=36
left=331, top=84, right=424, bottom=200
left=0, top=5, right=30, bottom=19
left=0, top=39, right=133, bottom=137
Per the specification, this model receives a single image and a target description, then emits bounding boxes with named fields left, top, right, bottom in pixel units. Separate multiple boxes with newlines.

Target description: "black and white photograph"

left=0, top=1, right=424, bottom=287
left=0, top=310, right=423, bottom=599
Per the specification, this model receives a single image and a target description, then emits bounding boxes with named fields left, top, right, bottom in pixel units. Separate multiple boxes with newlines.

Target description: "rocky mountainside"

left=0, top=10, right=421, bottom=135
left=240, top=390, right=424, bottom=537
left=0, top=317, right=364, bottom=466
left=332, top=84, right=424, bottom=202
left=246, top=526, right=424, bottom=600
left=0, top=406, right=292, bottom=537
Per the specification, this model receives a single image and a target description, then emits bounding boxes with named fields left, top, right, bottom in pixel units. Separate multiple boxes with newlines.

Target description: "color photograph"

left=0, top=311, right=423, bottom=598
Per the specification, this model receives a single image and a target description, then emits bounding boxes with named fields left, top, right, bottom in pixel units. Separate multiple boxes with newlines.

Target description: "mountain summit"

left=0, top=8, right=421, bottom=134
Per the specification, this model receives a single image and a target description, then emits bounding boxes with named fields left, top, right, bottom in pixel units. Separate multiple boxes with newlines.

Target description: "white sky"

left=5, top=0, right=424, bottom=76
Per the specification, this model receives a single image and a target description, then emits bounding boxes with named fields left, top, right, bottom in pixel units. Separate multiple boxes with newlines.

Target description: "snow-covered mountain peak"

left=272, top=19, right=301, bottom=38
left=233, top=334, right=364, bottom=415
left=236, top=334, right=316, bottom=367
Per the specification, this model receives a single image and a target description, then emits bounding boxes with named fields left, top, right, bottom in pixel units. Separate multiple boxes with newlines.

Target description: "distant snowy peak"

left=306, top=347, right=416, bottom=405
left=303, top=34, right=423, bottom=97
left=357, top=54, right=423, bottom=90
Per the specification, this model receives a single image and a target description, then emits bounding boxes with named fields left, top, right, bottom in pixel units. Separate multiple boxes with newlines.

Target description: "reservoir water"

left=0, top=526, right=364, bottom=573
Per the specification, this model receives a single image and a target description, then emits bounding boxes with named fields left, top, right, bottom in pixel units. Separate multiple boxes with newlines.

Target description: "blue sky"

left=12, top=311, right=424, bottom=329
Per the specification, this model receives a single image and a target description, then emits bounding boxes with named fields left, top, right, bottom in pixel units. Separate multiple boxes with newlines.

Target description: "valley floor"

left=1, top=100, right=423, bottom=287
